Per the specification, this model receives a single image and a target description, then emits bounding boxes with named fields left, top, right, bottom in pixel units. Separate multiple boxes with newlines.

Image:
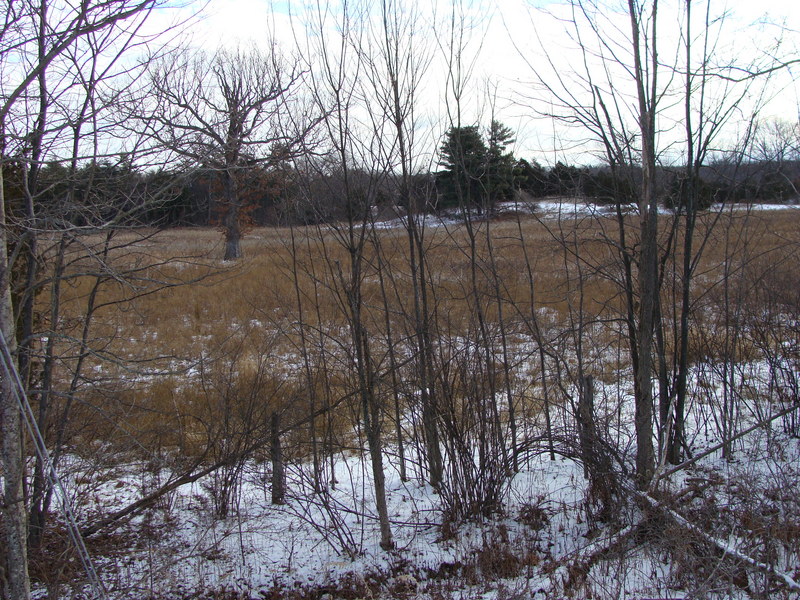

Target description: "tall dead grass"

left=48, top=208, right=800, bottom=458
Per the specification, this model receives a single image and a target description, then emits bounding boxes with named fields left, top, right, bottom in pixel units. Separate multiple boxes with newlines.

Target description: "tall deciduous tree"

left=299, top=0, right=396, bottom=551
left=521, top=0, right=788, bottom=488
left=0, top=1, right=166, bottom=595
left=359, top=0, right=442, bottom=487
left=627, top=0, right=659, bottom=486
left=144, top=45, right=310, bottom=260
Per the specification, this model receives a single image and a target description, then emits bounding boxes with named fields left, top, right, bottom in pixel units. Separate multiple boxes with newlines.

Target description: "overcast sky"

left=177, top=0, right=800, bottom=166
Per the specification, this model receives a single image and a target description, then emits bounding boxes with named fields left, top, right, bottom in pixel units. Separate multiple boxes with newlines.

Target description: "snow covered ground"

left=368, top=199, right=800, bottom=231
left=37, top=387, right=800, bottom=600
left=27, top=200, right=800, bottom=599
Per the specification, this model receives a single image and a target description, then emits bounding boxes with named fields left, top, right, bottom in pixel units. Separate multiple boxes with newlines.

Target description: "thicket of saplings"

left=27, top=200, right=800, bottom=597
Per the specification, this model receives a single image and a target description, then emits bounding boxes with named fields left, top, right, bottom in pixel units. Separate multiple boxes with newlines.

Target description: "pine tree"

left=437, top=125, right=488, bottom=214
left=486, top=120, right=517, bottom=209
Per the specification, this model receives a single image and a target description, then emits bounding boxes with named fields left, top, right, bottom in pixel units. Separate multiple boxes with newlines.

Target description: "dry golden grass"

left=45, top=207, right=800, bottom=457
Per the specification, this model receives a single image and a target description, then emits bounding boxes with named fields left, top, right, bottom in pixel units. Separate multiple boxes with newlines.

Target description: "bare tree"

left=626, top=0, right=660, bottom=487
left=144, top=44, right=311, bottom=260
left=520, top=0, right=788, bottom=487
left=428, top=0, right=527, bottom=519
left=296, top=0, right=396, bottom=551
left=359, top=0, right=443, bottom=487
left=0, top=0, right=175, bottom=595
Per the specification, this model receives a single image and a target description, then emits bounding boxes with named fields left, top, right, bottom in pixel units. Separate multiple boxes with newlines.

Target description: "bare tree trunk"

left=346, top=221, right=394, bottom=547
left=0, top=164, right=32, bottom=600
left=577, top=375, right=619, bottom=522
left=223, top=169, right=242, bottom=261
left=372, top=236, right=407, bottom=482
left=577, top=375, right=595, bottom=480
left=271, top=411, right=285, bottom=505
left=628, top=0, right=658, bottom=487
left=397, top=108, right=441, bottom=489
left=28, top=236, right=66, bottom=548
left=16, top=8, right=48, bottom=552
left=347, top=257, right=394, bottom=550
left=312, top=255, right=337, bottom=489
left=669, top=194, right=695, bottom=465
left=362, top=376, right=394, bottom=550
left=410, top=227, right=443, bottom=487
left=289, top=225, right=322, bottom=491
left=668, top=0, right=700, bottom=464
left=634, top=179, right=657, bottom=487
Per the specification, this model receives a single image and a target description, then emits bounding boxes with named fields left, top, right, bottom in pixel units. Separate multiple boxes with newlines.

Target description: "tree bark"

left=222, top=169, right=242, bottom=261
left=271, top=411, right=285, bottom=505
left=628, top=0, right=658, bottom=487
left=0, top=164, right=32, bottom=600
left=352, top=301, right=393, bottom=550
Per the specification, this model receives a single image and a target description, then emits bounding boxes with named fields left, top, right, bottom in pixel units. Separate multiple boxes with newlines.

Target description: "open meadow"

left=25, top=202, right=800, bottom=599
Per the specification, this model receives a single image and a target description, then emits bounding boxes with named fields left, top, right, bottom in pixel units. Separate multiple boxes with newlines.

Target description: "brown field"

left=48, top=206, right=800, bottom=459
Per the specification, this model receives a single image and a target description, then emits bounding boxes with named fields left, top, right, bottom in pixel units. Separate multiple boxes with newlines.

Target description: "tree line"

left=4, top=140, right=797, bottom=234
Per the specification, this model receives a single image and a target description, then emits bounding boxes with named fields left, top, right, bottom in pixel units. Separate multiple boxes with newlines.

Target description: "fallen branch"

left=81, top=388, right=365, bottom=538
left=81, top=455, right=217, bottom=537
left=557, top=405, right=800, bottom=594
left=654, top=402, right=800, bottom=484
left=635, top=489, right=800, bottom=593
left=82, top=433, right=271, bottom=537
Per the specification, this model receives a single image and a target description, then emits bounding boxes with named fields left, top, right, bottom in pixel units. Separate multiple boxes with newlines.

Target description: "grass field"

left=49, top=205, right=798, bottom=454
left=30, top=203, right=800, bottom=598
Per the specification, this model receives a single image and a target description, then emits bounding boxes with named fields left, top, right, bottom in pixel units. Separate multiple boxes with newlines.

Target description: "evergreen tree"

left=547, top=161, right=584, bottom=196
left=514, top=158, right=548, bottom=197
left=486, top=120, right=517, bottom=208
left=437, top=125, right=488, bottom=213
